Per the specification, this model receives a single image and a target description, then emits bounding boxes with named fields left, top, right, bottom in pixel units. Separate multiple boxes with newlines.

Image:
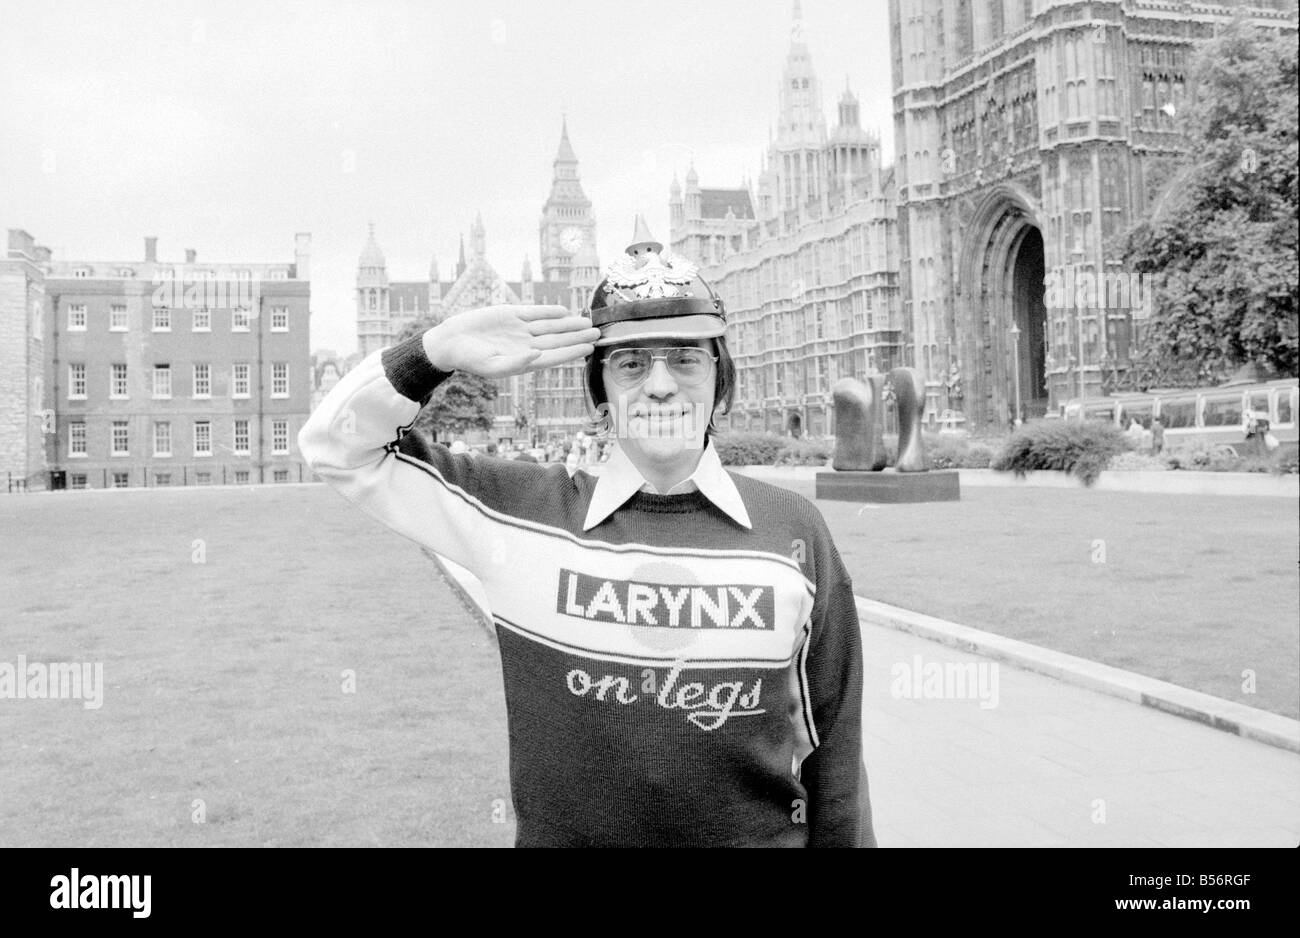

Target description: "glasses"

left=602, top=347, right=718, bottom=388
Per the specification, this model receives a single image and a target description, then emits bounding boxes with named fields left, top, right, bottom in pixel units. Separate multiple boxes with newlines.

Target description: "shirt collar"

left=582, top=438, right=752, bottom=531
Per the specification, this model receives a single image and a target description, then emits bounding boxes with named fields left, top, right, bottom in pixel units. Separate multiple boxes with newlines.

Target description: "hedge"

left=712, top=432, right=788, bottom=466
left=990, top=419, right=1129, bottom=486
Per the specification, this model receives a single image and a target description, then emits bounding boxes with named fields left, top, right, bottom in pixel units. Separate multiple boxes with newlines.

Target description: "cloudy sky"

left=1, top=0, right=893, bottom=355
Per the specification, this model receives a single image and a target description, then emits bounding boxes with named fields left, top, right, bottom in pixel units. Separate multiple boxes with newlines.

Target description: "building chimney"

left=185, top=248, right=196, bottom=263
left=7, top=229, right=36, bottom=259
left=145, top=237, right=158, bottom=262
left=294, top=232, right=311, bottom=280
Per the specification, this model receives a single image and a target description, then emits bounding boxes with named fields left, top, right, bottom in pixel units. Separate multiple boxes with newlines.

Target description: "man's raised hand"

left=423, top=305, right=602, bottom=378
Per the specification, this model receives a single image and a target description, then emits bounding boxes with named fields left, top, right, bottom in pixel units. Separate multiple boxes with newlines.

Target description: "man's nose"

left=642, top=358, right=678, bottom=397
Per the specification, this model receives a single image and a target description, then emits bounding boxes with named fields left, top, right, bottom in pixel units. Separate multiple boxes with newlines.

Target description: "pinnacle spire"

left=626, top=215, right=663, bottom=257
left=555, top=117, right=577, bottom=163
left=359, top=222, right=385, bottom=268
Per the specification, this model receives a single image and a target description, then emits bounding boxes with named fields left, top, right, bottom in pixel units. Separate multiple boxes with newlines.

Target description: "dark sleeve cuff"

left=381, top=333, right=455, bottom=403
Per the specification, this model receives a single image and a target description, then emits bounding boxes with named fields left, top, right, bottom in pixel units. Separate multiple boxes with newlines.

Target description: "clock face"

left=560, top=226, right=584, bottom=254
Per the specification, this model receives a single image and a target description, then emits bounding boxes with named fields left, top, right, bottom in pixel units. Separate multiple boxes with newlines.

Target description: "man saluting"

left=300, top=218, right=876, bottom=847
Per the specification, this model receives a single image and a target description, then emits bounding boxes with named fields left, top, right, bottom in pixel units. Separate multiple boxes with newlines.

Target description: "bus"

left=1060, top=377, right=1299, bottom=454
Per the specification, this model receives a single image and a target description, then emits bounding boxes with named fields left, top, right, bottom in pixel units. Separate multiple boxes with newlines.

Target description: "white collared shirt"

left=582, top=438, right=752, bottom=531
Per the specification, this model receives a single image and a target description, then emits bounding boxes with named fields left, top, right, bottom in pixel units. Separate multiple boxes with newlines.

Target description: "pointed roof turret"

left=456, top=234, right=466, bottom=277
left=831, top=78, right=871, bottom=145
left=429, top=253, right=440, bottom=280
left=685, top=163, right=699, bottom=188
left=840, top=75, right=857, bottom=106
left=670, top=173, right=682, bottom=199
left=359, top=222, right=385, bottom=268
left=521, top=256, right=533, bottom=282
left=555, top=116, right=578, bottom=164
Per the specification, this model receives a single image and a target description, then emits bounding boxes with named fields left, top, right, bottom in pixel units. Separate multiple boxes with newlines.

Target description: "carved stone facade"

left=672, top=3, right=902, bottom=437
left=890, top=0, right=1297, bottom=428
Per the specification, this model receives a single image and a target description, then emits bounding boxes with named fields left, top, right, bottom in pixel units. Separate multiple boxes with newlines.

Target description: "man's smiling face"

left=600, top=337, right=715, bottom=465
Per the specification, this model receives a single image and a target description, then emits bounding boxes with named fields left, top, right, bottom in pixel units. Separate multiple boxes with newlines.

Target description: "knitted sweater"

left=298, top=333, right=875, bottom=847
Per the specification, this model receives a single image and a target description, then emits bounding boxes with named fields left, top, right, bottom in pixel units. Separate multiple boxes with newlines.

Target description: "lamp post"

left=1008, top=322, right=1022, bottom=424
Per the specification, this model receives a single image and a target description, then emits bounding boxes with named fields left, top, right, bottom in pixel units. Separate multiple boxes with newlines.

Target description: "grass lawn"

left=0, top=485, right=514, bottom=847
left=774, top=480, right=1298, bottom=721
left=2, top=481, right=1295, bottom=848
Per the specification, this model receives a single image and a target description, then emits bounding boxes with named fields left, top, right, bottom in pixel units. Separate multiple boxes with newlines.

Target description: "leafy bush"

left=1164, top=445, right=1298, bottom=474
left=716, top=431, right=993, bottom=470
left=713, top=432, right=788, bottom=466
left=1272, top=447, right=1300, bottom=475
left=775, top=437, right=833, bottom=466
left=925, top=435, right=969, bottom=470
left=961, top=443, right=995, bottom=469
left=991, top=419, right=1130, bottom=486
left=1164, top=446, right=1236, bottom=471
left=1106, top=451, right=1170, bottom=471
left=1163, top=448, right=1211, bottom=470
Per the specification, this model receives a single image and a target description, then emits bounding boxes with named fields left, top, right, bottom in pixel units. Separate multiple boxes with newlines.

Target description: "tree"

left=396, top=316, right=499, bottom=439
left=1123, top=16, right=1298, bottom=378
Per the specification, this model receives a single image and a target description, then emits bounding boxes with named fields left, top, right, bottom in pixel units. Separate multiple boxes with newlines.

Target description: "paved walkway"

left=857, top=618, right=1300, bottom=847
left=433, top=555, right=1300, bottom=847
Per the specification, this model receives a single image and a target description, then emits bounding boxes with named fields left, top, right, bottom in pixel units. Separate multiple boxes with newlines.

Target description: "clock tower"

left=539, top=118, right=598, bottom=292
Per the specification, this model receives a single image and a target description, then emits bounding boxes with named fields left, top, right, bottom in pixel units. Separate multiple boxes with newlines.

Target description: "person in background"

left=1243, top=407, right=1263, bottom=457
left=1124, top=416, right=1145, bottom=449
left=1150, top=416, right=1165, bottom=455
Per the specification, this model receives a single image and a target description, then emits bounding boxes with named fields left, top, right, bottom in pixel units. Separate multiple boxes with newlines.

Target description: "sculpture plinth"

left=816, top=368, right=961, bottom=503
left=816, top=468, right=961, bottom=503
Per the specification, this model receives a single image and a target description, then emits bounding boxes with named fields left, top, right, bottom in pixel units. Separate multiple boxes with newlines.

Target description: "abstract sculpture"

left=818, top=366, right=960, bottom=502
left=831, top=367, right=927, bottom=472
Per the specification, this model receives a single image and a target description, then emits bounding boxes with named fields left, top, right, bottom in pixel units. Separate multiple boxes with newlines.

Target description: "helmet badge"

left=603, top=215, right=699, bottom=302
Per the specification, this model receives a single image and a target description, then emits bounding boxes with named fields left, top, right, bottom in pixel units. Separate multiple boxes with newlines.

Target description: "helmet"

left=588, top=216, right=726, bottom=347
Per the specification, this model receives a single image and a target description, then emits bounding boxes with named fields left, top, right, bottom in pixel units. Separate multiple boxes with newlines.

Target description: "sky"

left=0, top=0, right=894, bottom=356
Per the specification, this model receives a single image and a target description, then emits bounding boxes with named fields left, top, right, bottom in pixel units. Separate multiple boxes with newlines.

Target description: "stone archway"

left=787, top=412, right=803, bottom=439
left=956, top=184, right=1045, bottom=428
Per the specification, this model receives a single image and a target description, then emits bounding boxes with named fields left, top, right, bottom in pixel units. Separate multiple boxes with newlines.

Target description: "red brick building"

left=3, top=230, right=312, bottom=490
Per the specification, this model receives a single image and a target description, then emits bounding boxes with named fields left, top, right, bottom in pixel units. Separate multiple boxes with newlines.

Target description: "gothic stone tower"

left=889, top=0, right=1296, bottom=428
left=539, top=119, right=598, bottom=287
left=356, top=224, right=390, bottom=358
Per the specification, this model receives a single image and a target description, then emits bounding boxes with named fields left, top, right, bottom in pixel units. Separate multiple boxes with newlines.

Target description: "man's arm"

left=799, top=514, right=877, bottom=848
left=298, top=333, right=501, bottom=575
left=300, top=308, right=598, bottom=575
